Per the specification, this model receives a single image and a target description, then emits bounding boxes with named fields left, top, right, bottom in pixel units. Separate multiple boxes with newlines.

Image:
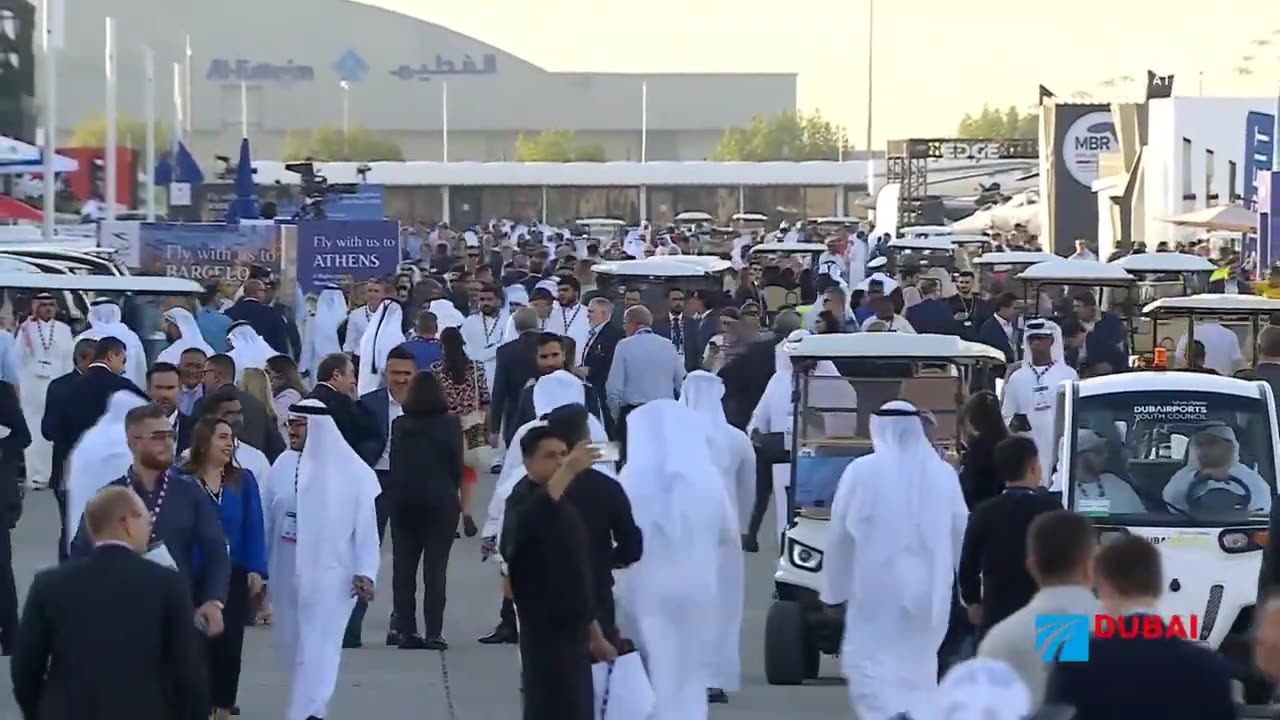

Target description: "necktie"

left=671, top=316, right=684, bottom=352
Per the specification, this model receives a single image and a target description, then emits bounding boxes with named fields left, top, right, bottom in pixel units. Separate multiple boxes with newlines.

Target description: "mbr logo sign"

left=1035, top=614, right=1089, bottom=661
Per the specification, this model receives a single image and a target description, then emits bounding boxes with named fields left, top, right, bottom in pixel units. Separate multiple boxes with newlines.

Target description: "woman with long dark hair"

left=430, top=326, right=488, bottom=537
left=176, top=415, right=267, bottom=719
left=265, top=355, right=307, bottom=439
left=958, top=390, right=1009, bottom=508
left=389, top=371, right=464, bottom=649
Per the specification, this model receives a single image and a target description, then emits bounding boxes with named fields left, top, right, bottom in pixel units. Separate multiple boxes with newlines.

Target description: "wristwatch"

left=207, top=600, right=225, bottom=610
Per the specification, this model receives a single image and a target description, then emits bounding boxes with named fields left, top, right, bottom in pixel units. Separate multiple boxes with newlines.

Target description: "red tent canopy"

left=0, top=196, right=42, bottom=222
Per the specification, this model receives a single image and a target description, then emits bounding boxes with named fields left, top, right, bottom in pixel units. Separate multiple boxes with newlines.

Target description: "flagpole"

left=441, top=81, right=449, bottom=162
left=171, top=62, right=182, bottom=157
left=41, top=0, right=62, bottom=240
left=239, top=81, right=248, bottom=139
left=640, top=81, right=648, bottom=163
left=104, top=17, right=116, bottom=220
left=184, top=34, right=192, bottom=135
left=144, top=46, right=155, bottom=221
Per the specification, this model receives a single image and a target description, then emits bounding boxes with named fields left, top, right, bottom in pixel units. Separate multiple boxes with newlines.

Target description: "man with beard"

left=41, top=338, right=96, bottom=560
left=15, top=293, right=75, bottom=490
left=514, top=334, right=606, bottom=431
left=948, top=271, right=993, bottom=343
left=545, top=277, right=590, bottom=366
left=69, top=403, right=229, bottom=641
left=461, top=284, right=508, bottom=395
left=342, top=280, right=387, bottom=364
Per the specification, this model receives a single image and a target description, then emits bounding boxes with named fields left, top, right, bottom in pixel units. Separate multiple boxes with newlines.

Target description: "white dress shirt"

left=376, top=395, right=404, bottom=471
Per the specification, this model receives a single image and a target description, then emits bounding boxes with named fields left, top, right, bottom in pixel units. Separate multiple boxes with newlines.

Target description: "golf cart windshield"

left=1069, top=390, right=1276, bottom=526
left=793, top=366, right=960, bottom=511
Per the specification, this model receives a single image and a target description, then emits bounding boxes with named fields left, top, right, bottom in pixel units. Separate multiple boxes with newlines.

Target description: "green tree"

left=69, top=113, right=170, bottom=151
left=712, top=111, right=851, bottom=161
left=513, top=129, right=607, bottom=162
left=281, top=127, right=403, bottom=162
left=955, top=104, right=1038, bottom=139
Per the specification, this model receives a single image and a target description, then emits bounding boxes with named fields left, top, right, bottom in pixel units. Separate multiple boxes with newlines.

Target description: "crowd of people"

left=0, top=216, right=1275, bottom=719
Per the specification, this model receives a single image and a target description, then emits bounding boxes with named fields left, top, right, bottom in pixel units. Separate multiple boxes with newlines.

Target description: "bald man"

left=225, top=278, right=293, bottom=358
left=606, top=304, right=686, bottom=447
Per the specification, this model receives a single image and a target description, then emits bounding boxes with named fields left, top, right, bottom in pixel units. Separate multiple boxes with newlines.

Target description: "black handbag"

left=754, top=431, right=790, bottom=464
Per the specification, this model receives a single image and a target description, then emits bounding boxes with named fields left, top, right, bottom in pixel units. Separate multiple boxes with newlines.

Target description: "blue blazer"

left=172, top=467, right=268, bottom=579
left=977, top=316, right=1020, bottom=364
left=360, top=387, right=391, bottom=467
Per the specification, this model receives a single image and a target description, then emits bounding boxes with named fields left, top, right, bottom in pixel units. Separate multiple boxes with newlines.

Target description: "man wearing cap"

left=1068, top=429, right=1144, bottom=513
left=13, top=292, right=73, bottom=490
left=1001, top=320, right=1077, bottom=485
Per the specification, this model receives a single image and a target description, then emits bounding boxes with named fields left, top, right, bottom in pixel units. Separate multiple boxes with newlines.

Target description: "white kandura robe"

left=616, top=400, right=736, bottom=720
left=156, top=307, right=214, bottom=366
left=822, top=401, right=969, bottom=719
left=544, top=301, right=590, bottom=365
left=13, top=318, right=73, bottom=486
left=227, top=324, right=282, bottom=382
left=74, top=302, right=147, bottom=388
left=1001, top=325, right=1077, bottom=488
left=356, top=300, right=405, bottom=397
left=264, top=425, right=380, bottom=720
left=460, top=310, right=509, bottom=393
left=300, top=287, right=347, bottom=379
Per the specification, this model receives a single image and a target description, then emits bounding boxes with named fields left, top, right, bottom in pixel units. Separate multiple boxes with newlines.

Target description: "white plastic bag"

left=592, top=651, right=654, bottom=720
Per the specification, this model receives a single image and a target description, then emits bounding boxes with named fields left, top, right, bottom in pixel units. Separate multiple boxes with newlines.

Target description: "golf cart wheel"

left=803, top=639, right=820, bottom=679
left=765, top=600, right=808, bottom=685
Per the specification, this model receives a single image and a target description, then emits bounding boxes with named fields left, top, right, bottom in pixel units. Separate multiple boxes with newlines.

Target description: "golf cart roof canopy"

left=750, top=242, right=827, bottom=254
left=1111, top=253, right=1216, bottom=274
left=1141, top=294, right=1280, bottom=316
left=947, top=234, right=992, bottom=246
left=808, top=216, right=859, bottom=225
left=899, top=225, right=953, bottom=237
left=1076, top=372, right=1265, bottom=400
left=732, top=212, right=769, bottom=222
left=785, top=332, right=1006, bottom=364
left=674, top=211, right=714, bottom=222
left=1017, top=259, right=1136, bottom=286
left=593, top=257, right=730, bottom=277
left=0, top=272, right=203, bottom=294
left=662, top=255, right=733, bottom=272
left=973, top=251, right=1056, bottom=266
left=888, top=237, right=955, bottom=252
left=576, top=218, right=625, bottom=226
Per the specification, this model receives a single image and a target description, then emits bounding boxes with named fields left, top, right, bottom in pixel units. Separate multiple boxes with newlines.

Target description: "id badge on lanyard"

left=281, top=511, right=298, bottom=543
left=1032, top=384, right=1051, bottom=412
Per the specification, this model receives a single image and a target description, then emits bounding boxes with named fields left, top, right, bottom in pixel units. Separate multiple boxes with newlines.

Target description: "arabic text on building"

left=389, top=53, right=498, bottom=81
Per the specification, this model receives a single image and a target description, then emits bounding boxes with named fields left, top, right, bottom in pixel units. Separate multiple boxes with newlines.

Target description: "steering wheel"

left=1184, top=474, right=1252, bottom=514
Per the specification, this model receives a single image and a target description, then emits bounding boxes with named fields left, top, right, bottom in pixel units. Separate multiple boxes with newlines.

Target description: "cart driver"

left=1072, top=429, right=1145, bottom=515
left=1162, top=424, right=1271, bottom=514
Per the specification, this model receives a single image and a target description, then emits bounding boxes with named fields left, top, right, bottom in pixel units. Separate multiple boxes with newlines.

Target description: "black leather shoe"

left=741, top=534, right=759, bottom=553
left=399, top=634, right=428, bottom=649
left=478, top=625, right=518, bottom=644
left=385, top=629, right=403, bottom=647
left=463, top=515, right=479, bottom=537
left=707, top=688, right=728, bottom=703
left=424, top=636, right=449, bottom=650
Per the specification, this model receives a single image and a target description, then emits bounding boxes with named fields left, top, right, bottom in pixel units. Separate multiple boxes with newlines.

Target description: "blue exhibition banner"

left=276, top=185, right=387, bottom=221
left=137, top=222, right=281, bottom=281
left=1257, top=172, right=1280, bottom=270
left=295, top=219, right=401, bottom=295
left=1244, top=111, right=1274, bottom=209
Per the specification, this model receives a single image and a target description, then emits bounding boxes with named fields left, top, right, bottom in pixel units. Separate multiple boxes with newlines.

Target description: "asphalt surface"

left=0, top=472, right=852, bottom=719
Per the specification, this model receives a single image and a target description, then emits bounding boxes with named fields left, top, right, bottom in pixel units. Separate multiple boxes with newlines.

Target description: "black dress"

left=501, top=480, right=595, bottom=720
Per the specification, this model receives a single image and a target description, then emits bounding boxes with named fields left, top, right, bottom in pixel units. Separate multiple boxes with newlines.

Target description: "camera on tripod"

left=284, top=159, right=363, bottom=220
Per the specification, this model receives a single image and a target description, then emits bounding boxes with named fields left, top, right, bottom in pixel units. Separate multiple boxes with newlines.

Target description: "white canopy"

left=1160, top=205, right=1256, bottom=233
left=785, top=332, right=1006, bottom=364
left=1016, top=259, right=1136, bottom=286
left=1142, top=293, right=1280, bottom=317
left=0, top=136, right=79, bottom=175
left=1111, top=253, right=1215, bottom=274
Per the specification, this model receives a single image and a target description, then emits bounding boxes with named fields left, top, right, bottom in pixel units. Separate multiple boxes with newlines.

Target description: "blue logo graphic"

left=332, top=50, right=369, bottom=83
left=1035, top=614, right=1089, bottom=662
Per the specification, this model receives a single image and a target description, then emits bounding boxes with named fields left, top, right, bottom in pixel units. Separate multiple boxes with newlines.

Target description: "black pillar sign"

left=1146, top=71, right=1174, bottom=100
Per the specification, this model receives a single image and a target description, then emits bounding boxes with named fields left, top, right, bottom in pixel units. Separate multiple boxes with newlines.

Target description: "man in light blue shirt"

left=194, top=285, right=231, bottom=354
left=606, top=305, right=685, bottom=447
left=0, top=330, right=19, bottom=383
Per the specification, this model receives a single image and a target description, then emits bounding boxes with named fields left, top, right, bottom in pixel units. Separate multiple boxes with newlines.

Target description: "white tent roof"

left=1160, top=205, right=1255, bottom=233
left=0, top=136, right=79, bottom=175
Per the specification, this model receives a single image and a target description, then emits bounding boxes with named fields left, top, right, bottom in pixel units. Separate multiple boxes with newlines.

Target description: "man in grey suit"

left=606, top=305, right=685, bottom=454
left=976, top=509, right=1099, bottom=707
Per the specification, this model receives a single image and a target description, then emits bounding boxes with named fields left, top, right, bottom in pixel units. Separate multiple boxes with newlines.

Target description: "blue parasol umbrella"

left=154, top=141, right=204, bottom=186
left=224, top=137, right=258, bottom=222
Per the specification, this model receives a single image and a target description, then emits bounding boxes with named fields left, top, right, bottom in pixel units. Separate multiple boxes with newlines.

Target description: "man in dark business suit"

left=307, top=352, right=381, bottom=464
left=223, top=278, right=291, bottom=358
left=0, top=380, right=29, bottom=652
left=1045, top=535, right=1236, bottom=719
left=191, top=353, right=285, bottom=462
left=582, top=298, right=623, bottom=435
left=13, top=486, right=208, bottom=720
left=683, top=289, right=718, bottom=371
left=652, top=286, right=694, bottom=356
left=263, top=277, right=303, bottom=358
left=60, top=336, right=145, bottom=458
left=489, top=307, right=543, bottom=447
left=41, top=337, right=97, bottom=562
left=976, top=292, right=1022, bottom=389
left=144, top=362, right=195, bottom=456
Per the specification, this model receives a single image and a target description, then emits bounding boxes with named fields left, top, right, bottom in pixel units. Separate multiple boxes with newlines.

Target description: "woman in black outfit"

left=958, top=390, right=1009, bottom=509
left=389, top=371, right=464, bottom=650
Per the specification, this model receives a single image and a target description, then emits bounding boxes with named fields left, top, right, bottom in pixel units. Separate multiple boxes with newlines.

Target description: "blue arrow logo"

left=332, top=50, right=368, bottom=83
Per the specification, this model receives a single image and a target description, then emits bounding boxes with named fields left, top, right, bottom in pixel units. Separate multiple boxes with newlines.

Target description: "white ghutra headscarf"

left=64, top=390, right=150, bottom=553
left=157, top=306, right=213, bottom=365
left=227, top=322, right=281, bottom=381
left=1021, top=319, right=1064, bottom=367
left=302, top=285, right=346, bottom=378
left=74, top=299, right=147, bottom=387
left=356, top=299, right=406, bottom=396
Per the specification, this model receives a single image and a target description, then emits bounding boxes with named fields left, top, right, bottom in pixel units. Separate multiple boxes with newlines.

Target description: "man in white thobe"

left=300, top=285, right=347, bottom=380
left=1174, top=319, right=1243, bottom=376
left=63, top=389, right=149, bottom=555
left=227, top=321, right=282, bottom=382
left=822, top=400, right=969, bottom=720
left=616, top=400, right=736, bottom=720
left=156, top=306, right=214, bottom=366
left=1001, top=320, right=1078, bottom=485
left=264, top=399, right=380, bottom=720
left=545, top=276, right=590, bottom=366
left=356, top=299, right=405, bottom=397
left=461, top=284, right=509, bottom=394
left=14, top=293, right=74, bottom=488
left=73, top=299, right=147, bottom=388
left=679, top=371, right=754, bottom=703
left=342, top=280, right=386, bottom=358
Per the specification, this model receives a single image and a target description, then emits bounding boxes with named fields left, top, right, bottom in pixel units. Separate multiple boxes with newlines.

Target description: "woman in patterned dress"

left=430, top=327, right=490, bottom=537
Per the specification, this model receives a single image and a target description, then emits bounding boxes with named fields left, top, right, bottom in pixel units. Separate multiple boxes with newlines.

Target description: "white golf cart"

left=971, top=250, right=1055, bottom=299
left=1111, top=253, right=1216, bottom=361
left=748, top=242, right=827, bottom=312
left=592, top=257, right=729, bottom=319
left=763, top=332, right=1005, bottom=685
left=574, top=218, right=626, bottom=244
left=898, top=224, right=953, bottom=238
left=1059, top=370, right=1279, bottom=704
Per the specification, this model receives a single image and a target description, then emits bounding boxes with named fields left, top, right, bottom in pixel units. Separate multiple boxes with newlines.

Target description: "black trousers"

left=53, top=488, right=68, bottom=563
left=616, top=404, right=641, bottom=464
left=745, top=454, right=779, bottom=541
left=391, top=502, right=459, bottom=638
left=346, top=471, right=392, bottom=639
left=207, top=566, right=250, bottom=709
left=500, top=596, right=517, bottom=629
left=519, top=628, right=593, bottom=720
left=0, top=528, right=15, bottom=650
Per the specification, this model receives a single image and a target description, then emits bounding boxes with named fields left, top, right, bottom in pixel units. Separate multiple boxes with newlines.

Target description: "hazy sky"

left=377, top=0, right=1280, bottom=147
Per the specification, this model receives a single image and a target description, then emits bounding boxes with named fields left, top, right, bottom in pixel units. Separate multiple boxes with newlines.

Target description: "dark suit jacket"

left=41, top=371, right=80, bottom=493
left=905, top=298, right=961, bottom=337
left=652, top=313, right=711, bottom=372
left=191, top=385, right=284, bottom=462
left=308, top=383, right=381, bottom=465
left=224, top=298, right=291, bottom=358
left=717, top=337, right=779, bottom=430
left=583, top=322, right=624, bottom=391
left=61, top=365, right=145, bottom=459
left=360, top=387, right=392, bottom=467
left=174, top=411, right=195, bottom=458
left=0, top=381, right=30, bottom=527
left=11, top=544, right=209, bottom=720
left=490, top=331, right=542, bottom=443
left=1081, top=312, right=1129, bottom=374
left=269, top=301, right=303, bottom=359
left=1044, top=626, right=1236, bottom=720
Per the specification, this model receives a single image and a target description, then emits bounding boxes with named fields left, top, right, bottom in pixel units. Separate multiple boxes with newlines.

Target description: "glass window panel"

left=649, top=188, right=675, bottom=225
left=481, top=187, right=513, bottom=220
left=714, top=187, right=738, bottom=224
left=673, top=186, right=717, bottom=215
left=576, top=188, right=609, bottom=219
left=804, top=187, right=838, bottom=218
left=509, top=187, right=542, bottom=223
left=545, top=188, right=577, bottom=226
left=606, top=187, right=640, bottom=222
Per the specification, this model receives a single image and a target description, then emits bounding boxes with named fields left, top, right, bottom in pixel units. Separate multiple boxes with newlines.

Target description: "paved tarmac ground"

left=0, top=471, right=852, bottom=719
